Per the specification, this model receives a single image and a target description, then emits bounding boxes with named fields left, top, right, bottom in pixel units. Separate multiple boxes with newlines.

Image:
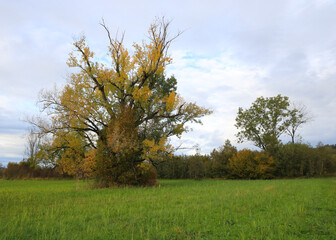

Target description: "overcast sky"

left=1, top=0, right=336, bottom=165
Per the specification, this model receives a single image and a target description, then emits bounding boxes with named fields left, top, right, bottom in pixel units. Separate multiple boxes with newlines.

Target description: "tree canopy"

left=235, top=94, right=309, bottom=155
left=32, top=18, right=211, bottom=186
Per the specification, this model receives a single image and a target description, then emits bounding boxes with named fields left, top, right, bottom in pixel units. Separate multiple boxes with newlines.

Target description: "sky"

left=1, top=0, right=336, bottom=166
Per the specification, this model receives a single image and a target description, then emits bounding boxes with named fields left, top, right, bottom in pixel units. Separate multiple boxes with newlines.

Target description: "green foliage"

left=228, top=149, right=275, bottom=179
left=1, top=179, right=335, bottom=239
left=156, top=140, right=336, bottom=180
left=235, top=95, right=309, bottom=156
left=316, top=144, right=336, bottom=174
left=210, top=139, right=237, bottom=178
left=285, top=104, right=310, bottom=143
left=156, top=155, right=210, bottom=179
left=156, top=155, right=189, bottom=179
left=187, top=155, right=208, bottom=180
left=156, top=140, right=236, bottom=180
left=235, top=94, right=290, bottom=153
left=276, top=143, right=336, bottom=177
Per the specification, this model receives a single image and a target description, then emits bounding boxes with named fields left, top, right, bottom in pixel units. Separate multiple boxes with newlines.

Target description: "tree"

left=235, top=95, right=310, bottom=155
left=235, top=95, right=291, bottom=154
left=210, top=140, right=237, bottom=177
left=31, top=18, right=211, bottom=186
left=285, top=103, right=311, bottom=143
left=187, top=154, right=207, bottom=180
left=0, top=163, right=3, bottom=178
left=23, top=129, right=42, bottom=168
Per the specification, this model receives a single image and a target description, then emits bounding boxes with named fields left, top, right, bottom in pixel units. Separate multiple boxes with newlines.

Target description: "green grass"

left=0, top=178, right=335, bottom=240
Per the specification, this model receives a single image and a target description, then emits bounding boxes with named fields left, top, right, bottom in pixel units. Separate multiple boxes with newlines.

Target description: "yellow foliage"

left=132, top=86, right=152, bottom=103
left=107, top=107, right=139, bottom=154
left=228, top=149, right=275, bottom=179
left=142, top=136, right=173, bottom=162
left=35, top=19, right=212, bottom=186
left=55, top=133, right=86, bottom=177
left=82, top=149, right=96, bottom=178
left=165, top=90, right=177, bottom=112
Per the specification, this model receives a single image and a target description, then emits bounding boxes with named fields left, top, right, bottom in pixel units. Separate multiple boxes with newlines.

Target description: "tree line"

left=156, top=141, right=336, bottom=180
left=1, top=140, right=335, bottom=180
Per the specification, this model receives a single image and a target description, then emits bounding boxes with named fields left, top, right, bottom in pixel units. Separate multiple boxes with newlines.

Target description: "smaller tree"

left=285, top=103, right=311, bottom=143
left=235, top=95, right=310, bottom=155
left=210, top=140, right=237, bottom=177
left=23, top=129, right=42, bottom=168
left=235, top=95, right=290, bottom=154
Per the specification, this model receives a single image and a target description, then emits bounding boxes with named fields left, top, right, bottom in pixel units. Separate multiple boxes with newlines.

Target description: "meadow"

left=0, top=178, right=335, bottom=240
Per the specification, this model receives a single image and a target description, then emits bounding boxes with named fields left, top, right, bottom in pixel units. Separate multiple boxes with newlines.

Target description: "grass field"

left=0, top=178, right=335, bottom=240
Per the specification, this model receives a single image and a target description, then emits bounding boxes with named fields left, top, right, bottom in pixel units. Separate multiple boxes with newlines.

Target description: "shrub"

left=3, top=161, right=60, bottom=179
left=135, top=162, right=157, bottom=186
left=4, top=162, right=26, bottom=179
left=95, top=161, right=157, bottom=188
left=228, top=149, right=275, bottom=179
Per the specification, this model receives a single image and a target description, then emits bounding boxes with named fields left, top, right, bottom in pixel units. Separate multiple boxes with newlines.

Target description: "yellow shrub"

left=228, top=149, right=275, bottom=179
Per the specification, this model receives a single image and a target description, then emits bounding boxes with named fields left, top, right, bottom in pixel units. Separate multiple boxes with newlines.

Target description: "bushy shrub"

left=228, top=149, right=275, bottom=179
left=3, top=162, right=60, bottom=179
left=135, top=162, right=157, bottom=186
left=95, top=160, right=157, bottom=188
left=3, top=163, right=17, bottom=179
left=4, top=162, right=30, bottom=179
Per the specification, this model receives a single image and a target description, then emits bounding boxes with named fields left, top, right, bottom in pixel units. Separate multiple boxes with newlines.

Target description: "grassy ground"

left=0, top=178, right=335, bottom=240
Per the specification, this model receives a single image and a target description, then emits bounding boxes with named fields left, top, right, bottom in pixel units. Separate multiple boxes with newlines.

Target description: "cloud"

left=0, top=134, right=26, bottom=165
left=168, top=51, right=271, bottom=154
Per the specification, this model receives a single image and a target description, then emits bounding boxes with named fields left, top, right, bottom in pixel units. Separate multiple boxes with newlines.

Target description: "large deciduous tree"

left=32, top=18, right=211, bottom=186
left=235, top=94, right=309, bottom=155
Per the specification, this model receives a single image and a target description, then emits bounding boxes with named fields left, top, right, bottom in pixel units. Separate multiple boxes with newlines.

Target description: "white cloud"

left=168, top=51, right=272, bottom=154
left=0, top=134, right=26, bottom=164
